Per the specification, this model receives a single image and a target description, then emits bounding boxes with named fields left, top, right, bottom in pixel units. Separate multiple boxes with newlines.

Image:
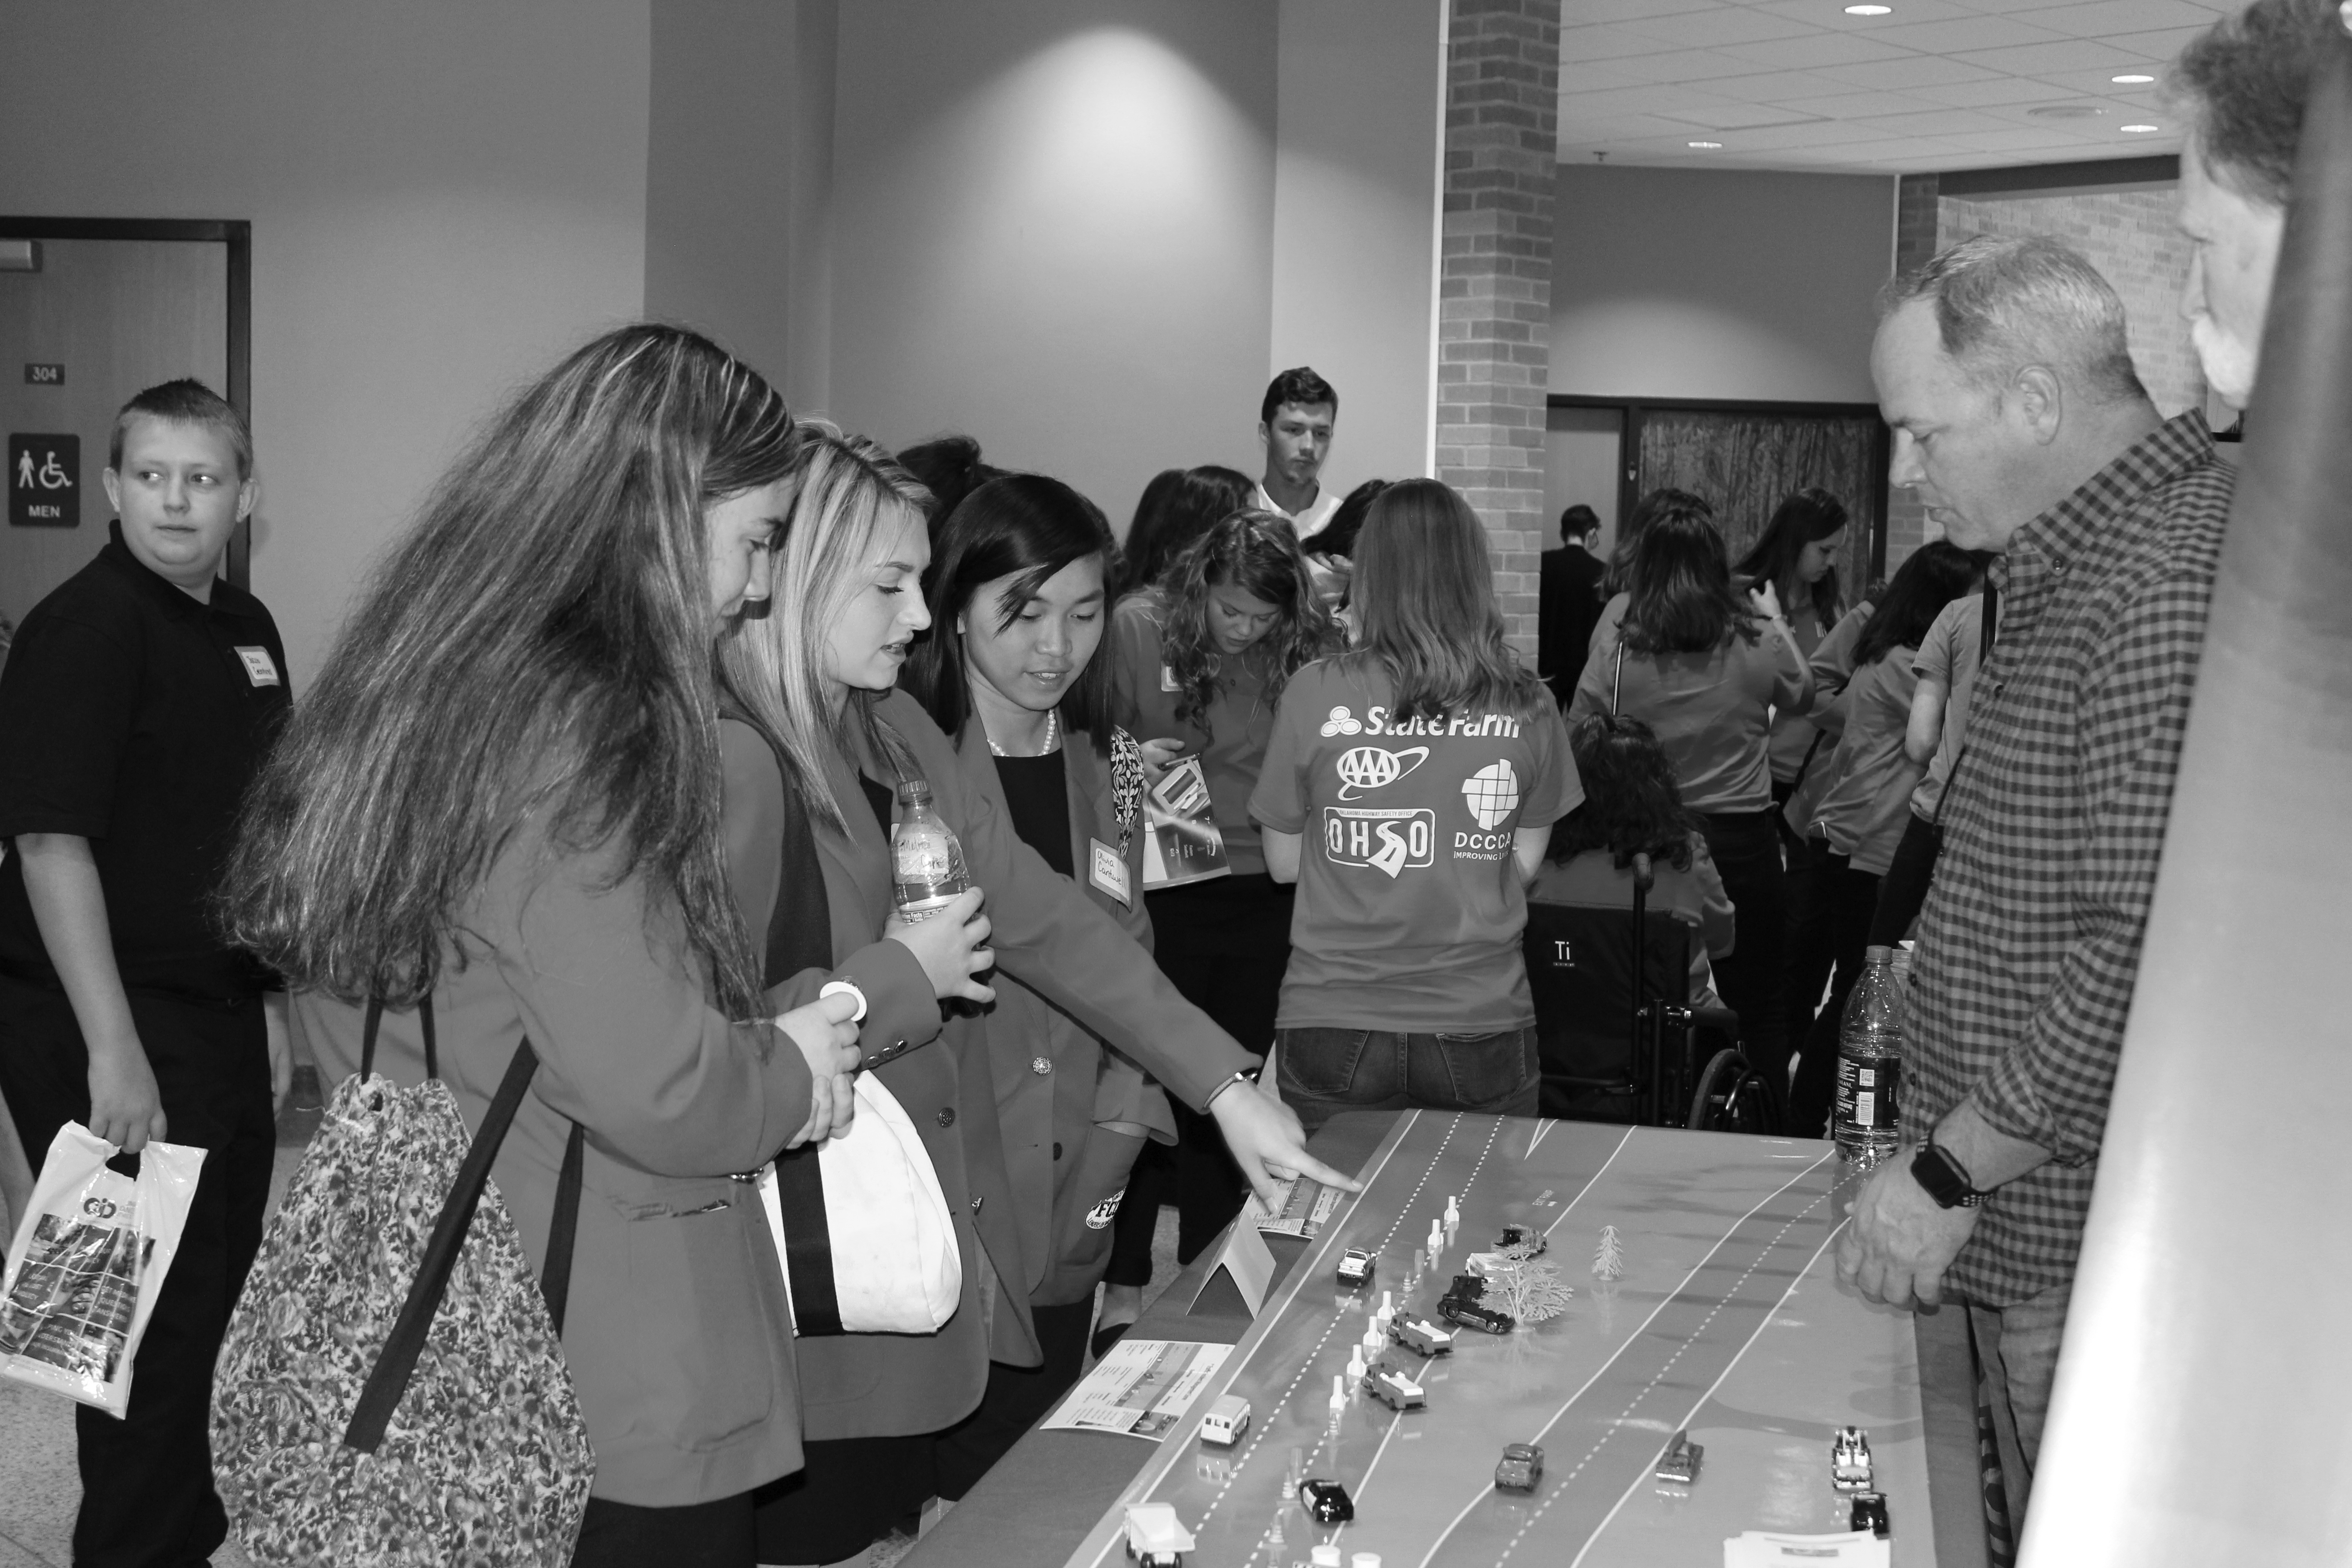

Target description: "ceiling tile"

left=1749, top=0, right=1984, bottom=24
left=1559, top=82, right=1725, bottom=118
left=2097, top=23, right=2218, bottom=54
left=1559, top=23, right=1687, bottom=60
left=1941, top=125, right=2108, bottom=151
left=1806, top=53, right=2002, bottom=86
left=1773, top=89, right=1937, bottom=117
left=1719, top=30, right=1919, bottom=66
left=1859, top=14, right=2073, bottom=50
left=2024, top=0, right=2220, bottom=39
left=1561, top=0, right=1727, bottom=22
left=1557, top=59, right=1661, bottom=93
left=1697, top=68, right=1871, bottom=100
left=1655, top=99, right=1834, bottom=127
left=1597, top=46, right=1808, bottom=81
left=1948, top=36, right=2163, bottom=70
left=1909, top=75, right=2078, bottom=105
left=1846, top=105, right=2019, bottom=134
left=1617, top=5, right=1827, bottom=46
left=1711, top=118, right=1895, bottom=147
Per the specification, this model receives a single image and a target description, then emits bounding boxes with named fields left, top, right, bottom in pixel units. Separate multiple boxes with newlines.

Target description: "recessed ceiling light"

left=1688, top=140, right=1724, bottom=148
left=2111, top=73, right=2156, bottom=83
left=1844, top=4, right=1892, bottom=14
left=2122, top=123, right=2161, bottom=132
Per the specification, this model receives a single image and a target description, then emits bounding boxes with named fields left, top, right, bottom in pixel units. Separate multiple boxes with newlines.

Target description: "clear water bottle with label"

left=890, top=779, right=969, bottom=921
left=1833, top=946, right=1904, bottom=1167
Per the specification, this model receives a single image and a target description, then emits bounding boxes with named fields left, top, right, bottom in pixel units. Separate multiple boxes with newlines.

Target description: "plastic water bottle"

left=890, top=779, right=969, bottom=921
left=1832, top=946, right=1903, bottom=1167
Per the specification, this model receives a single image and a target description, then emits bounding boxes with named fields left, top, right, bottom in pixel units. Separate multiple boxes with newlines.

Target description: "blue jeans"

left=1275, top=1025, right=1541, bottom=1137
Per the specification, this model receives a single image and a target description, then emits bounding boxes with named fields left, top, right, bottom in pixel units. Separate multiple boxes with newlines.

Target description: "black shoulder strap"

left=343, top=1001, right=585, bottom=1453
left=1980, top=579, right=1999, bottom=659
left=360, top=991, right=438, bottom=1082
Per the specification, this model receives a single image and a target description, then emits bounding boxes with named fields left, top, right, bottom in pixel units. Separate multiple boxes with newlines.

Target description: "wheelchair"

left=1523, top=855, right=1779, bottom=1135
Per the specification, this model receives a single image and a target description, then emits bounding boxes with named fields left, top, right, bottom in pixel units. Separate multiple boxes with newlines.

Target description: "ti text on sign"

left=10, top=433, right=79, bottom=528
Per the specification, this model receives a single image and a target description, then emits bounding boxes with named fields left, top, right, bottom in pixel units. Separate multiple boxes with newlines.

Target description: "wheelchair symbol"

left=16, top=449, right=72, bottom=490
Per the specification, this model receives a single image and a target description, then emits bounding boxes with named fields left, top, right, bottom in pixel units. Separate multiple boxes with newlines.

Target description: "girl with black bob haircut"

left=1572, top=486, right=1811, bottom=1087
left=1252, top=479, right=1580, bottom=1134
left=222, top=323, right=865, bottom=1565
left=1779, top=540, right=1982, bottom=1135
left=1118, top=464, right=1254, bottom=598
left=901, top=470, right=1179, bottom=1492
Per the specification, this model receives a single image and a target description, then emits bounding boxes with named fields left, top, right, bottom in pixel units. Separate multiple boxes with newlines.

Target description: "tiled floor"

left=0, top=1079, right=1186, bottom=1568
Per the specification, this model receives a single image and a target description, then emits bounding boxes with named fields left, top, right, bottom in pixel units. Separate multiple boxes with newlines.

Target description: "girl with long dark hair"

left=1117, top=465, right=1254, bottom=598
left=1779, top=540, right=1981, bottom=1134
left=1252, top=479, right=1579, bottom=1132
left=900, top=471, right=1175, bottom=1492
left=223, top=325, right=866, bottom=1567
left=1736, top=488, right=1851, bottom=826
left=720, top=435, right=1348, bottom=1564
left=1569, top=488, right=1812, bottom=1088
left=1097, top=510, right=1341, bottom=1329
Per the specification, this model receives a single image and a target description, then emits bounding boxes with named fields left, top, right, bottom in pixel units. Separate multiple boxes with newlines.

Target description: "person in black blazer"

left=1539, top=504, right=1607, bottom=708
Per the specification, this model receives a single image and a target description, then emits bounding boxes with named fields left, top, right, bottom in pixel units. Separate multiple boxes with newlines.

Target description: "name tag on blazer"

left=1089, top=838, right=1132, bottom=908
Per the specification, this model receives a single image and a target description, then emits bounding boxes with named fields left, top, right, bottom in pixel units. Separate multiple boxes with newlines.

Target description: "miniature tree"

left=1592, top=1225, right=1624, bottom=1282
left=1481, top=1259, right=1573, bottom=1323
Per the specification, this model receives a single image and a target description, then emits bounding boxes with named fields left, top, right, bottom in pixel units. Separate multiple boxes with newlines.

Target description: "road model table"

left=905, top=1112, right=1987, bottom=1568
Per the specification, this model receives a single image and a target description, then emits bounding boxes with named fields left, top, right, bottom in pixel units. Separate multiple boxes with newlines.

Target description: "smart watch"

left=1910, top=1142, right=1987, bottom=1209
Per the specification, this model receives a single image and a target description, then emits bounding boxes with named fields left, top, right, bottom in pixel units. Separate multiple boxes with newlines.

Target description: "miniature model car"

left=1362, top=1362, right=1425, bottom=1411
left=1122, top=1501, right=1195, bottom=1566
left=1388, top=1314, right=1455, bottom=1357
left=1655, top=1429, right=1703, bottom=1485
left=1494, top=1222, right=1546, bottom=1256
left=1447, top=1271, right=1485, bottom=1300
left=1438, top=1293, right=1514, bottom=1335
left=1494, top=1441, right=1544, bottom=1492
left=1297, top=1478, right=1356, bottom=1524
left=1831, top=1426, right=1874, bottom=1492
left=1199, top=1393, right=1250, bottom=1447
left=1849, top=1491, right=1890, bottom=1539
left=1336, top=1248, right=1376, bottom=1289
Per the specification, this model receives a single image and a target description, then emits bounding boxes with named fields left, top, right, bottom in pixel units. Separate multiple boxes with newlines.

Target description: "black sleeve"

left=0, top=614, right=139, bottom=840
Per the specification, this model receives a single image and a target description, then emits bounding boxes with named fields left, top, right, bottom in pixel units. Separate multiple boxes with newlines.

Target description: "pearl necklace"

left=987, top=708, right=1059, bottom=758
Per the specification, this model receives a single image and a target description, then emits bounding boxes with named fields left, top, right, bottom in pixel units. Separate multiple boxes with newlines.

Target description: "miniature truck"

left=1438, top=1289, right=1515, bottom=1335
left=1388, top=1314, right=1455, bottom=1357
left=1494, top=1441, right=1544, bottom=1491
left=1336, top=1248, right=1376, bottom=1289
left=1362, top=1361, right=1426, bottom=1411
left=1122, top=1502, right=1196, bottom=1566
left=1656, top=1430, right=1704, bottom=1485
left=1297, top=1478, right=1356, bottom=1524
left=1199, top=1393, right=1250, bottom=1447
left=1832, top=1426, right=1874, bottom=1492
left=1495, top=1221, right=1545, bottom=1256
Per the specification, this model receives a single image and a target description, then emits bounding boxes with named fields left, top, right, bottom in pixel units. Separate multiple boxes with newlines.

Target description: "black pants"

left=1105, top=874, right=1293, bottom=1281
left=571, top=1493, right=754, bottom=1568
left=753, top=1432, right=934, bottom=1564
left=1694, top=810, right=1788, bottom=1094
left=1785, top=847, right=1883, bottom=1138
left=931, top=1299, right=1092, bottom=1500
left=1868, top=812, right=1943, bottom=948
left=0, top=976, right=274, bottom=1568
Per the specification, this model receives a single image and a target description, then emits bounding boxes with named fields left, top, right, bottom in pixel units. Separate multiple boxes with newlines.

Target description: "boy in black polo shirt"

left=0, top=380, right=290, bottom=1568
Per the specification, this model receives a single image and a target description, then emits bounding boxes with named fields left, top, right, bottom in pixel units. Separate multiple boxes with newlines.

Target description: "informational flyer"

left=1245, top=1174, right=1345, bottom=1240
left=1044, top=1339, right=1232, bottom=1440
left=1724, top=1531, right=1890, bottom=1567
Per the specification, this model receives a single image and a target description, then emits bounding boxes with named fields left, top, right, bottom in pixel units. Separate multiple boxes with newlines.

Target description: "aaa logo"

left=1335, top=745, right=1429, bottom=800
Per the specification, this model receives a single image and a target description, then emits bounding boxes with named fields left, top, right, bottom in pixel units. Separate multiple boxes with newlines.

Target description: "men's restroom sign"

left=10, top=433, right=78, bottom=527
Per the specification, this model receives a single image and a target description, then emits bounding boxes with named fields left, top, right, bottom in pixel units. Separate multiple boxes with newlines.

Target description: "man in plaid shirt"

left=1835, top=235, right=2236, bottom=1503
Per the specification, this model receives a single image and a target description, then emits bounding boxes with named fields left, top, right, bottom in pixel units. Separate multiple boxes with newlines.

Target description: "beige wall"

left=1270, top=0, right=1445, bottom=496
left=1551, top=164, right=1894, bottom=405
left=825, top=0, right=1279, bottom=532
left=0, top=2, right=655, bottom=687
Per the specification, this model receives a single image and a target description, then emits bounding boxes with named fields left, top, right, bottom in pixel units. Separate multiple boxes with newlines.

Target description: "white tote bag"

left=758, top=1072, right=960, bottom=1336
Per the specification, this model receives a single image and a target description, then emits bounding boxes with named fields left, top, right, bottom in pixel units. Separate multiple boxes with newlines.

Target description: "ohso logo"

left=1335, top=745, right=1428, bottom=800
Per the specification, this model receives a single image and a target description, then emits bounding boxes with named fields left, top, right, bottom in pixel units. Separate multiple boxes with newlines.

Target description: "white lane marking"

left=1539, top=1124, right=1637, bottom=1241
left=1563, top=1218, right=1849, bottom=1568
left=1416, top=1147, right=1839, bottom=1568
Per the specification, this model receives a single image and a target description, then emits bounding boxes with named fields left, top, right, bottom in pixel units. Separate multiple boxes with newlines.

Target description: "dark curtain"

left=1637, top=412, right=1883, bottom=594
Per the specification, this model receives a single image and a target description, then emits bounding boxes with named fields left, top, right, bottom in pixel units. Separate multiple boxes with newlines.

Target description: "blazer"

left=296, top=813, right=818, bottom=1509
left=719, top=691, right=1256, bottom=1437
left=941, top=715, right=1176, bottom=1307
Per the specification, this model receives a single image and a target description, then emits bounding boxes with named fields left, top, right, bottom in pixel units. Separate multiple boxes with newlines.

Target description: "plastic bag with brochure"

left=0, top=1121, right=203, bottom=1416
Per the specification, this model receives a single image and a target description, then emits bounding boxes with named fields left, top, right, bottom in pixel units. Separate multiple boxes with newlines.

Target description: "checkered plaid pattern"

left=1905, top=412, right=2234, bottom=1306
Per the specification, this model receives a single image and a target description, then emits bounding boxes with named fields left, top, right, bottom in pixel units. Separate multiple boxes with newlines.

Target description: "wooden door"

left=1, top=234, right=231, bottom=632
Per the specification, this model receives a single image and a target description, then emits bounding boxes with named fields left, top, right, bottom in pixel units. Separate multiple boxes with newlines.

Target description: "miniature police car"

left=1494, top=1442, right=1544, bottom=1492
left=1362, top=1362, right=1425, bottom=1412
left=1388, top=1314, right=1454, bottom=1357
left=1655, top=1429, right=1704, bottom=1485
left=1122, top=1502, right=1195, bottom=1566
left=1438, top=1292, right=1514, bottom=1335
left=1199, top=1393, right=1250, bottom=1447
left=1494, top=1222, right=1545, bottom=1256
left=1832, top=1426, right=1874, bottom=1492
left=1297, top=1478, right=1356, bottom=1524
left=1336, top=1248, right=1376, bottom=1289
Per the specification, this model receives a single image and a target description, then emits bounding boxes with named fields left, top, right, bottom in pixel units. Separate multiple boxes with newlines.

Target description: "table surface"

left=906, top=1111, right=1987, bottom=1568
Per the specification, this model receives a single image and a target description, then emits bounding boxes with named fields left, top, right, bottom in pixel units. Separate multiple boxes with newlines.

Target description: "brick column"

left=1884, top=173, right=1941, bottom=570
left=1437, top=0, right=1559, bottom=660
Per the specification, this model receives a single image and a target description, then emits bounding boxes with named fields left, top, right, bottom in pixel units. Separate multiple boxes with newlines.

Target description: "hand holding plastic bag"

left=0, top=1122, right=203, bottom=1416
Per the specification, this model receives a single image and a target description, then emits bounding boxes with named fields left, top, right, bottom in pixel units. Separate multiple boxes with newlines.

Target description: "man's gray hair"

left=1880, top=235, right=2150, bottom=407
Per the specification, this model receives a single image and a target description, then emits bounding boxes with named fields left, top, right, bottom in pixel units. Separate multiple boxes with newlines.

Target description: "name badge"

left=1089, top=838, right=1133, bottom=908
left=1159, top=663, right=1181, bottom=693
left=234, top=646, right=280, bottom=687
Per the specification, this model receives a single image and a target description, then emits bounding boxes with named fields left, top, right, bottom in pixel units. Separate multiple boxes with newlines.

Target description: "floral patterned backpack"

left=211, top=998, right=594, bottom=1566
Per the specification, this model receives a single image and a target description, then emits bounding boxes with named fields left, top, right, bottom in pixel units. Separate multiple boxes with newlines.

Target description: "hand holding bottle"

left=887, top=888, right=995, bottom=1004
